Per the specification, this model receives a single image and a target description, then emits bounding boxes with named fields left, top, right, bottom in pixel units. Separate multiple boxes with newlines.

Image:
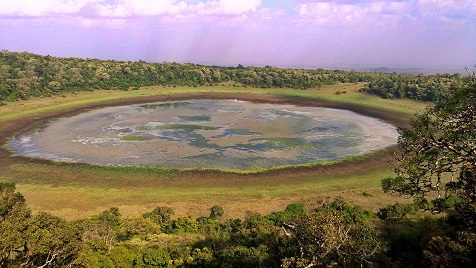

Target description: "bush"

left=266, top=203, right=307, bottom=226
left=434, top=195, right=461, bottom=209
left=137, top=248, right=170, bottom=267
left=377, top=203, right=416, bottom=221
left=209, top=205, right=224, bottom=220
left=143, top=206, right=174, bottom=225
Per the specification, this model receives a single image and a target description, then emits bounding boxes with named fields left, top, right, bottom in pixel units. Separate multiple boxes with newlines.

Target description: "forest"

left=1, top=179, right=475, bottom=267
left=0, top=50, right=462, bottom=105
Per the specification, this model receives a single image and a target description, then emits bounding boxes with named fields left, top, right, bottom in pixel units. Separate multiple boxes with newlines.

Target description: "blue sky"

left=0, top=0, right=475, bottom=72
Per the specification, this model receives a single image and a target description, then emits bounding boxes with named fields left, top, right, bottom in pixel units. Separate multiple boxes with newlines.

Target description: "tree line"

left=363, top=72, right=461, bottom=102
left=0, top=50, right=463, bottom=105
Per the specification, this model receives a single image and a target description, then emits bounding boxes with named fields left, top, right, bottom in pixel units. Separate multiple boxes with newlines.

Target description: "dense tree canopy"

left=0, top=50, right=462, bottom=105
left=363, top=72, right=459, bottom=102
left=1, top=182, right=390, bottom=267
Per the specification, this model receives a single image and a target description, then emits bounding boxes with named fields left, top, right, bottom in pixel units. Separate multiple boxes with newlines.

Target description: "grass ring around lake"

left=0, top=89, right=418, bottom=219
left=0, top=92, right=411, bottom=176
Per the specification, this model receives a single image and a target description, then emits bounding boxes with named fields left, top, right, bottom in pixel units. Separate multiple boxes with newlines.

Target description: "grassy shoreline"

left=0, top=84, right=428, bottom=219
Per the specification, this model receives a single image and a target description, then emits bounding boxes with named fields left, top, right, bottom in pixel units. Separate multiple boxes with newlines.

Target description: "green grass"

left=12, top=162, right=401, bottom=219
left=0, top=84, right=429, bottom=219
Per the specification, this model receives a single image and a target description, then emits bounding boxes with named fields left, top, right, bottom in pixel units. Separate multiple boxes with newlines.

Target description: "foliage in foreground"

left=379, top=70, right=476, bottom=267
left=2, top=180, right=476, bottom=267
left=0, top=181, right=383, bottom=267
left=382, top=70, right=476, bottom=230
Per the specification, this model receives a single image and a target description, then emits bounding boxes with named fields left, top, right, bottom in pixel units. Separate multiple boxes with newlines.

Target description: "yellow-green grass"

left=0, top=83, right=428, bottom=122
left=11, top=161, right=399, bottom=220
left=0, top=84, right=429, bottom=219
left=273, top=83, right=430, bottom=115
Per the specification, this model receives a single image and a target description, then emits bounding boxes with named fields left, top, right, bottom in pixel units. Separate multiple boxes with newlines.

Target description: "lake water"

left=10, top=99, right=399, bottom=170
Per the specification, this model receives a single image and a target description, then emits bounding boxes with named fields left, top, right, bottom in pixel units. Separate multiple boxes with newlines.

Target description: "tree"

left=218, top=245, right=270, bottom=267
left=209, top=205, right=224, bottom=220
left=423, top=231, right=476, bottom=267
left=81, top=208, right=122, bottom=253
left=0, top=182, right=31, bottom=266
left=23, top=212, right=81, bottom=267
left=143, top=206, right=174, bottom=225
left=281, top=208, right=383, bottom=267
left=382, top=69, right=476, bottom=229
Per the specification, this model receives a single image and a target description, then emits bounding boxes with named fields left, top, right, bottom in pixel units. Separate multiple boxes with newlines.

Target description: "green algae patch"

left=158, top=124, right=220, bottom=131
left=178, top=115, right=212, bottom=122
left=120, top=135, right=146, bottom=141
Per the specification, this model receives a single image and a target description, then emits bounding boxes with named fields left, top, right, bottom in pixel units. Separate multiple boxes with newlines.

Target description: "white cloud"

left=368, top=1, right=411, bottom=15
left=258, top=7, right=285, bottom=20
left=0, top=0, right=87, bottom=16
left=418, top=0, right=470, bottom=10
left=296, top=2, right=369, bottom=23
left=296, top=0, right=475, bottom=24
left=202, top=0, right=262, bottom=15
left=95, top=0, right=181, bottom=17
left=79, top=17, right=127, bottom=29
left=1, top=0, right=474, bottom=28
left=0, top=0, right=264, bottom=18
left=416, top=0, right=476, bottom=21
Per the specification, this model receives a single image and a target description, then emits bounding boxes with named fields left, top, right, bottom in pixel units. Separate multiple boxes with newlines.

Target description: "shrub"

left=377, top=203, right=416, bottom=221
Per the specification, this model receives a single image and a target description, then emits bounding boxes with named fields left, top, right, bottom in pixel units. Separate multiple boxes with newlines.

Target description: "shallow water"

left=10, top=99, right=399, bottom=170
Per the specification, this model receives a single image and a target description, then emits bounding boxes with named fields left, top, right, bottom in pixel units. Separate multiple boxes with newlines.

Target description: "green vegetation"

left=384, top=71, right=476, bottom=226
left=178, top=115, right=212, bottom=122
left=0, top=82, right=425, bottom=219
left=3, top=181, right=473, bottom=267
left=379, top=70, right=476, bottom=266
left=120, top=135, right=146, bottom=141
left=0, top=50, right=362, bottom=101
left=0, top=50, right=463, bottom=105
left=0, top=183, right=381, bottom=267
left=258, top=138, right=314, bottom=149
left=362, top=72, right=461, bottom=102
left=1, top=50, right=473, bottom=266
left=158, top=124, right=220, bottom=131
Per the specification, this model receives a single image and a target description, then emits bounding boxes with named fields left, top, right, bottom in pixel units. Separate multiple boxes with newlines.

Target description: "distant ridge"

left=368, top=67, right=422, bottom=74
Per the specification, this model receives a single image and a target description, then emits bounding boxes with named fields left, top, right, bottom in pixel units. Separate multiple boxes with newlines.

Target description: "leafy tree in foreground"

left=281, top=205, right=384, bottom=267
left=0, top=182, right=30, bottom=266
left=382, top=70, right=476, bottom=228
left=1, top=182, right=82, bottom=267
left=22, top=212, right=81, bottom=267
left=422, top=232, right=476, bottom=267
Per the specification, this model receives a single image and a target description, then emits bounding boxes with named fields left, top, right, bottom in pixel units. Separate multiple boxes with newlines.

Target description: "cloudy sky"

left=0, top=0, right=475, bottom=71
